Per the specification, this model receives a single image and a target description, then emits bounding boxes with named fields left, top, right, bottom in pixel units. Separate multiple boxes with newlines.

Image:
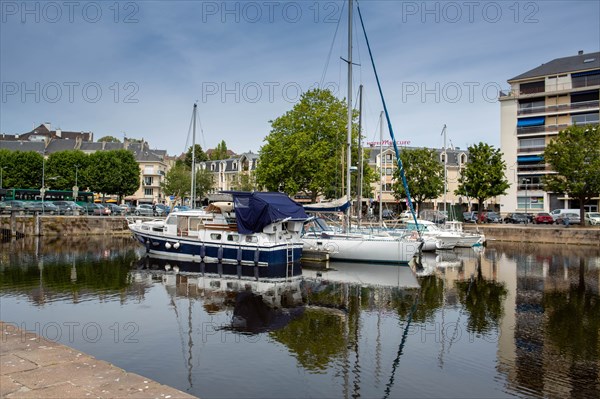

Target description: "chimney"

left=578, top=50, right=584, bottom=55
left=56, top=129, right=62, bottom=138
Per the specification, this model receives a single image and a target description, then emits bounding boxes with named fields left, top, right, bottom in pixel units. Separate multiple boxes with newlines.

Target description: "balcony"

left=517, top=100, right=599, bottom=116
left=517, top=164, right=551, bottom=173
left=517, top=183, right=544, bottom=190
left=517, top=124, right=569, bottom=136
left=517, top=146, right=545, bottom=154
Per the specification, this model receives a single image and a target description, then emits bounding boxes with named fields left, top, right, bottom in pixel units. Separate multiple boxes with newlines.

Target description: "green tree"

left=45, top=150, right=90, bottom=190
left=86, top=150, right=139, bottom=200
left=161, top=164, right=214, bottom=204
left=210, top=140, right=230, bottom=160
left=255, top=88, right=358, bottom=202
left=0, top=149, right=14, bottom=188
left=97, top=136, right=121, bottom=143
left=392, top=148, right=444, bottom=211
left=455, top=143, right=509, bottom=212
left=231, top=173, right=256, bottom=191
left=543, top=124, right=600, bottom=225
left=184, top=145, right=208, bottom=167
left=5, top=151, right=44, bottom=189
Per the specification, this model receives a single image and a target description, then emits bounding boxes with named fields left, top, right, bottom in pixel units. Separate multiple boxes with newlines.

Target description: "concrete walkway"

left=1, top=322, right=196, bottom=398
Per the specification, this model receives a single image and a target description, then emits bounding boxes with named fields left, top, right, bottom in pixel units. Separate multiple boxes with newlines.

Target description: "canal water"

left=1, top=236, right=599, bottom=398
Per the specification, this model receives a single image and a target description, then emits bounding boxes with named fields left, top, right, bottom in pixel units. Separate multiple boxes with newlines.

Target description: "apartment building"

left=499, top=51, right=600, bottom=213
left=198, top=152, right=259, bottom=193
left=367, top=145, right=473, bottom=213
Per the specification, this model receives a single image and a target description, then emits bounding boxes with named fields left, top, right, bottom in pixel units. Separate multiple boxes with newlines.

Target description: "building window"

left=386, top=154, right=392, bottom=161
left=518, top=138, right=545, bottom=150
left=460, top=153, right=467, bottom=164
left=232, top=162, right=237, bottom=170
left=144, top=165, right=154, bottom=174
left=519, top=80, right=545, bottom=95
left=571, top=112, right=599, bottom=125
left=572, top=70, right=600, bottom=88
left=144, top=188, right=153, bottom=196
left=210, top=164, right=215, bottom=171
left=144, top=176, right=153, bottom=186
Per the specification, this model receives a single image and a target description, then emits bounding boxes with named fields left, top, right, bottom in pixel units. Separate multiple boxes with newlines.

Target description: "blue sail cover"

left=230, top=192, right=308, bottom=234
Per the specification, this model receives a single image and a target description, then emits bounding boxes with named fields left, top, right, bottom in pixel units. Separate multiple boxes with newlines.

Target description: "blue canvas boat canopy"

left=229, top=192, right=308, bottom=234
left=517, top=117, right=545, bottom=127
left=518, top=155, right=544, bottom=162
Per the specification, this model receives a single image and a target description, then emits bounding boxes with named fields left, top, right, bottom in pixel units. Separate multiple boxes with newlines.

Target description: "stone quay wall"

left=1, top=214, right=131, bottom=237
left=463, top=224, right=600, bottom=247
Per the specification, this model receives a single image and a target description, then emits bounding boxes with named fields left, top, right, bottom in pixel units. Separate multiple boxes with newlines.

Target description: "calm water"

left=1, top=236, right=599, bottom=398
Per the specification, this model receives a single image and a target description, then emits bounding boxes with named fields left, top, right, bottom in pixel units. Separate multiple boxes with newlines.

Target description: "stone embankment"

left=463, top=224, right=600, bottom=246
left=1, top=214, right=131, bottom=238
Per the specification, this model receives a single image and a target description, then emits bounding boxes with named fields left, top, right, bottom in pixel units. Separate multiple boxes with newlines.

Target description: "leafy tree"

left=391, top=147, right=444, bottom=212
left=98, top=136, right=121, bottom=143
left=231, top=173, right=256, bottom=191
left=3, top=151, right=44, bottom=189
left=184, top=144, right=208, bottom=168
left=543, top=124, right=600, bottom=225
left=161, top=164, right=214, bottom=203
left=0, top=149, right=14, bottom=188
left=455, top=143, right=509, bottom=212
left=45, top=150, right=90, bottom=190
left=210, top=140, right=230, bottom=160
left=86, top=150, right=139, bottom=200
left=256, top=88, right=359, bottom=202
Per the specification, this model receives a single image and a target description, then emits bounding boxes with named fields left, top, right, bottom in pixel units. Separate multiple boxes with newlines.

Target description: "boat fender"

left=165, top=264, right=171, bottom=271
left=165, top=242, right=172, bottom=249
left=173, top=241, right=180, bottom=249
left=200, top=245, right=206, bottom=259
left=145, top=240, right=150, bottom=252
left=237, top=246, right=242, bottom=264
left=173, top=266, right=179, bottom=273
left=218, top=246, right=223, bottom=262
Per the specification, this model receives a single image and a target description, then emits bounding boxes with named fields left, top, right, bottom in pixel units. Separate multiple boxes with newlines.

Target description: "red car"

left=534, top=212, right=553, bottom=224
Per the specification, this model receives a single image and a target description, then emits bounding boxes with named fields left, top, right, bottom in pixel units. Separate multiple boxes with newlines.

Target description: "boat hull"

left=302, top=235, right=421, bottom=264
left=131, top=229, right=303, bottom=279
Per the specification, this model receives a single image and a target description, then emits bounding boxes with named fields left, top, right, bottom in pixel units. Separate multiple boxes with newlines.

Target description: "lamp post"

left=522, top=178, right=530, bottom=223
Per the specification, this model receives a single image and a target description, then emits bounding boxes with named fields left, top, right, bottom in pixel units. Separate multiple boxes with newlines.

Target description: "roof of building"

left=0, top=141, right=46, bottom=153
left=509, top=51, right=600, bottom=82
left=367, top=146, right=467, bottom=167
left=46, top=139, right=78, bottom=152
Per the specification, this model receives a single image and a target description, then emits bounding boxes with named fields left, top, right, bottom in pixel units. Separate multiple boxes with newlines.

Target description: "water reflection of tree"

left=456, top=262, right=508, bottom=334
left=543, top=258, right=600, bottom=362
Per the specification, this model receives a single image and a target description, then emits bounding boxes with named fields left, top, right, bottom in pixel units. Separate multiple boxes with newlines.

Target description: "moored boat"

left=129, top=192, right=309, bottom=279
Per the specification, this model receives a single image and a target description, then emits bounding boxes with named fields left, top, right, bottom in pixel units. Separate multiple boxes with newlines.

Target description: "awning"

left=518, top=155, right=544, bottom=162
left=517, top=117, right=545, bottom=127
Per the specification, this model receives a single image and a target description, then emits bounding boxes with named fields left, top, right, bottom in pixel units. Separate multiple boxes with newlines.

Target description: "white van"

left=550, top=209, right=580, bottom=221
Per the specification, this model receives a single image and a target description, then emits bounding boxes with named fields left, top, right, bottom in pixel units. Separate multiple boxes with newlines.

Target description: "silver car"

left=134, top=204, right=164, bottom=216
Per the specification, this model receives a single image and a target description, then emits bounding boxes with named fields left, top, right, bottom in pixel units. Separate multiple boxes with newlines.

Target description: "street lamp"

left=522, top=178, right=530, bottom=223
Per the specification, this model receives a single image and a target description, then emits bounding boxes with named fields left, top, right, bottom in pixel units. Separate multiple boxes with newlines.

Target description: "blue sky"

left=1, top=0, right=599, bottom=156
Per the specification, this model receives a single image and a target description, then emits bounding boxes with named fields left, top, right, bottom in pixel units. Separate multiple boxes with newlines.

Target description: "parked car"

left=81, top=203, right=111, bottom=216
left=119, top=203, right=135, bottom=214
left=155, top=204, right=170, bottom=216
left=504, top=213, right=529, bottom=224
left=555, top=212, right=580, bottom=225
left=0, top=201, right=6, bottom=214
left=462, top=211, right=477, bottom=223
left=533, top=212, right=554, bottom=224
left=585, top=212, right=600, bottom=226
left=550, top=208, right=579, bottom=221
left=382, top=209, right=395, bottom=219
left=52, top=201, right=85, bottom=215
left=479, top=211, right=502, bottom=223
left=104, top=203, right=125, bottom=216
left=134, top=204, right=164, bottom=217
left=27, top=202, right=59, bottom=214
left=3, top=200, right=29, bottom=213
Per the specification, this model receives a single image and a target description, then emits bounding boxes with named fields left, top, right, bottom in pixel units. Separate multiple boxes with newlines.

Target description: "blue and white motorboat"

left=129, top=192, right=309, bottom=279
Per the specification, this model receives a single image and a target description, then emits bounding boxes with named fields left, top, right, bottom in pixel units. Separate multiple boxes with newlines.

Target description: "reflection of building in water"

left=493, top=244, right=600, bottom=397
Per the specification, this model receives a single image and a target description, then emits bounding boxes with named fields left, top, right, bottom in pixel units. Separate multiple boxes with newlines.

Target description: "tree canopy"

left=97, top=136, right=121, bottom=143
left=392, top=147, right=444, bottom=211
left=161, top=163, right=214, bottom=204
left=543, top=124, right=600, bottom=224
left=184, top=144, right=208, bottom=167
left=455, top=143, right=509, bottom=211
left=255, top=88, right=365, bottom=202
left=209, top=140, right=230, bottom=160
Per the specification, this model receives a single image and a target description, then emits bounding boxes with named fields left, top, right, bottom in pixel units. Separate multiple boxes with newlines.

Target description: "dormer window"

left=460, top=153, right=467, bottom=164
left=440, top=152, right=446, bottom=164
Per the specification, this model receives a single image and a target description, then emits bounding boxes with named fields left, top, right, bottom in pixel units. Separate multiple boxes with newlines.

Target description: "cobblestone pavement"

left=1, top=322, right=197, bottom=398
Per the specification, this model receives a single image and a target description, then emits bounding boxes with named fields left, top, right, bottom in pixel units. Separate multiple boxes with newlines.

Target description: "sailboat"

left=129, top=104, right=310, bottom=279
left=301, top=0, right=422, bottom=264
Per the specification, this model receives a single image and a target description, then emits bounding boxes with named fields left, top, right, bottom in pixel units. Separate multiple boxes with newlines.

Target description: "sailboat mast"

left=379, top=111, right=383, bottom=226
left=191, top=103, right=197, bottom=210
left=441, top=124, right=447, bottom=214
left=357, top=84, right=363, bottom=228
left=345, top=0, right=353, bottom=231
